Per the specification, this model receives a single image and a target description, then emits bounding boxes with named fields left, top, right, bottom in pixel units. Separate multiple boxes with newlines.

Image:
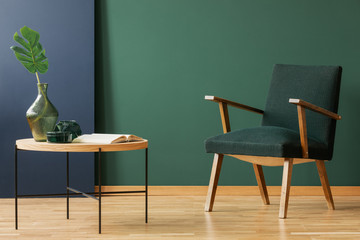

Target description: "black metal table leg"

left=98, top=148, right=102, bottom=234
left=145, top=148, right=148, bottom=223
left=66, top=152, right=69, bottom=219
left=15, top=145, right=18, bottom=230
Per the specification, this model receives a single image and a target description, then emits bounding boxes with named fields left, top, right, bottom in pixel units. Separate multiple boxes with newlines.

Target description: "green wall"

left=95, top=0, right=360, bottom=186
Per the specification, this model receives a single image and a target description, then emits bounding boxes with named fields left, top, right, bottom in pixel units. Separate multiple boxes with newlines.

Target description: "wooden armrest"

left=289, top=98, right=341, bottom=120
left=290, top=98, right=341, bottom=159
left=205, top=96, right=264, bottom=115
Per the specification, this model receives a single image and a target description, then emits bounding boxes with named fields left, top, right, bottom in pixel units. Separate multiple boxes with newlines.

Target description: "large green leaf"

left=20, top=26, right=39, bottom=48
left=22, top=62, right=37, bottom=74
left=13, top=32, right=30, bottom=51
left=36, top=53, right=47, bottom=62
left=10, top=26, right=48, bottom=75
left=14, top=52, right=32, bottom=62
left=10, top=46, right=32, bottom=57
left=33, top=43, right=43, bottom=56
left=36, top=60, right=48, bottom=74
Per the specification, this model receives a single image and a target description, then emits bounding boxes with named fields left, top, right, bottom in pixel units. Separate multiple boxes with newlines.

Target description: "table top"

left=16, top=138, right=148, bottom=152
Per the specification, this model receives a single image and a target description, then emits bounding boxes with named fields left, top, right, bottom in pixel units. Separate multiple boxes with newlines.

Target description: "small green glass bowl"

left=47, top=131, right=72, bottom=143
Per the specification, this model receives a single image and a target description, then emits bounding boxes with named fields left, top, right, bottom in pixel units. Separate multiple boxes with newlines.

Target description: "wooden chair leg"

left=205, top=154, right=224, bottom=212
left=279, top=158, right=293, bottom=219
left=253, top=164, right=270, bottom=205
left=316, top=160, right=335, bottom=210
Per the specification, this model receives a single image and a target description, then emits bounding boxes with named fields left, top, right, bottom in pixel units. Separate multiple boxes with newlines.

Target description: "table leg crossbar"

left=17, top=190, right=146, bottom=198
left=67, top=187, right=98, bottom=200
left=15, top=146, right=148, bottom=234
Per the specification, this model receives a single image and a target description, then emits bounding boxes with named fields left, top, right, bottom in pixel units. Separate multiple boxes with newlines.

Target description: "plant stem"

left=35, top=72, right=40, bottom=84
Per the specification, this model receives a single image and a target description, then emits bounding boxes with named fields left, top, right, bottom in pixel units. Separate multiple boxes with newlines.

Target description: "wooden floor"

left=1, top=195, right=360, bottom=239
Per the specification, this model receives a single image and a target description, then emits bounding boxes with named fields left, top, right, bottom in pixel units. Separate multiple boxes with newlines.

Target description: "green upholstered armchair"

left=204, top=64, right=342, bottom=218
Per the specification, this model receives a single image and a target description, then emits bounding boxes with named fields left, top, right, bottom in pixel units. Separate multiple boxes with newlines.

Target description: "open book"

left=72, top=133, right=143, bottom=144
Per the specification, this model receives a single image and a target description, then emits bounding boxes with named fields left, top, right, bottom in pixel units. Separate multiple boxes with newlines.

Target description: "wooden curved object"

left=16, top=138, right=148, bottom=152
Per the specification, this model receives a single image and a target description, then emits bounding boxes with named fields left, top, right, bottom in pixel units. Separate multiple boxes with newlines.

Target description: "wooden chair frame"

left=204, top=95, right=341, bottom=218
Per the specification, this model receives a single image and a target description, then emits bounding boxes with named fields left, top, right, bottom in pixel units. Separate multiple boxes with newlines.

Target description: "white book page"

left=73, top=134, right=130, bottom=144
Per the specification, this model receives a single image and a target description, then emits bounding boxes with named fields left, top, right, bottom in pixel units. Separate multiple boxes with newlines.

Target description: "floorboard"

left=1, top=196, right=360, bottom=239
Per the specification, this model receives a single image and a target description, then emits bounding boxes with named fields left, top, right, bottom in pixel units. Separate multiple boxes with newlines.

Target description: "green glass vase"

left=26, top=83, right=59, bottom=142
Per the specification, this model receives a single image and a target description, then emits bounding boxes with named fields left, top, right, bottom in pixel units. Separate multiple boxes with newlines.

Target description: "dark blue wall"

left=0, top=0, right=94, bottom=197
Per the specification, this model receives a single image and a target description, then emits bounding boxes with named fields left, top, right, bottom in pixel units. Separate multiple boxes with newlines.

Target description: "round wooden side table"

left=15, top=138, right=148, bottom=234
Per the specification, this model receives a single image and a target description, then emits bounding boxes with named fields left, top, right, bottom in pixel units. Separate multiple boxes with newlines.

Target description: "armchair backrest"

left=262, top=64, right=342, bottom=159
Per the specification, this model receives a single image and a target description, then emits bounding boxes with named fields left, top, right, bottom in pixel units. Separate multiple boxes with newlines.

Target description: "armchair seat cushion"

left=205, top=126, right=330, bottom=159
